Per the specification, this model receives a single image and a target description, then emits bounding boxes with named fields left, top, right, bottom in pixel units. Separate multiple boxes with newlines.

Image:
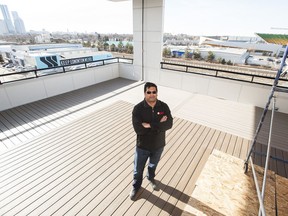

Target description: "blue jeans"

left=132, top=146, right=164, bottom=190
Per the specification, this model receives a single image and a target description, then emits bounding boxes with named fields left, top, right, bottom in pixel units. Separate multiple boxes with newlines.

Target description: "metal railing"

left=0, top=57, right=133, bottom=85
left=160, top=61, right=288, bottom=89
left=2, top=56, right=287, bottom=91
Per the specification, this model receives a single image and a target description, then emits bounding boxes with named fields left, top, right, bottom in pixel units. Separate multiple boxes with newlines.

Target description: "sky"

left=0, top=0, right=287, bottom=36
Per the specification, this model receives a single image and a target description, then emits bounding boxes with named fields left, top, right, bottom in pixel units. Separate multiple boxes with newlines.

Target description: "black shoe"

left=148, top=179, right=159, bottom=191
left=129, top=188, right=139, bottom=200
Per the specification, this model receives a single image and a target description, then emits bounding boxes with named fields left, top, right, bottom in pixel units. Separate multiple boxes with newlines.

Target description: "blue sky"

left=0, top=0, right=287, bottom=36
left=165, top=0, right=288, bottom=36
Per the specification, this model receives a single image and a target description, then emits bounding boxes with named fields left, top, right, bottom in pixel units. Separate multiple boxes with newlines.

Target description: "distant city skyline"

left=0, top=4, right=26, bottom=34
left=0, top=4, right=15, bottom=34
left=0, top=0, right=287, bottom=36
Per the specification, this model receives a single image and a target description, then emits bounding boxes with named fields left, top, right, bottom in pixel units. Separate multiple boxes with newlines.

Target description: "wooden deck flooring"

left=0, top=78, right=142, bottom=151
left=0, top=78, right=288, bottom=215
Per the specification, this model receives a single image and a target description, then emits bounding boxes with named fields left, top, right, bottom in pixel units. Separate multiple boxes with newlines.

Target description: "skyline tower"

left=12, top=11, right=26, bottom=34
left=0, top=4, right=15, bottom=34
left=0, top=19, right=8, bottom=34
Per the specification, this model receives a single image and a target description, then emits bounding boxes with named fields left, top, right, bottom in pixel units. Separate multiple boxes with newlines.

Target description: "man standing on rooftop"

left=130, top=82, right=173, bottom=200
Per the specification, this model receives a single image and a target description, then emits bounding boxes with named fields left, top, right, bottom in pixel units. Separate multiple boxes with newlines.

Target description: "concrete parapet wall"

left=159, top=68, right=288, bottom=114
left=0, top=65, right=119, bottom=111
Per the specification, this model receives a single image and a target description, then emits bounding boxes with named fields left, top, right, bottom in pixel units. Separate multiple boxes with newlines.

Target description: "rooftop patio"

left=1, top=0, right=288, bottom=214
left=0, top=78, right=287, bottom=215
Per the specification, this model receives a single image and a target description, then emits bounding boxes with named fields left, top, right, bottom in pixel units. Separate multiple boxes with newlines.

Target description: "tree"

left=97, top=41, right=104, bottom=51
left=125, top=42, right=133, bottom=54
left=83, top=41, right=91, bottom=47
left=227, top=60, right=233, bottom=65
left=118, top=41, right=124, bottom=52
left=193, top=50, right=201, bottom=60
left=184, top=47, right=192, bottom=59
left=0, top=54, right=4, bottom=63
left=104, top=42, right=109, bottom=51
left=162, top=47, right=171, bottom=57
left=97, top=34, right=101, bottom=41
left=110, top=43, right=116, bottom=52
left=207, top=51, right=215, bottom=62
left=221, top=59, right=226, bottom=64
left=103, top=36, right=109, bottom=42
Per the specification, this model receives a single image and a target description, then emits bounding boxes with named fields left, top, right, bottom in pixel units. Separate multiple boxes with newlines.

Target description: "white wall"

left=0, top=65, right=119, bottom=111
left=133, top=0, right=164, bottom=83
left=159, top=69, right=288, bottom=114
left=119, top=63, right=140, bottom=80
left=1, top=62, right=287, bottom=114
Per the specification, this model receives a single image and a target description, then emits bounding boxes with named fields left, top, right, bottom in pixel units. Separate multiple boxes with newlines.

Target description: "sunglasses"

left=146, top=91, right=157, bottom=94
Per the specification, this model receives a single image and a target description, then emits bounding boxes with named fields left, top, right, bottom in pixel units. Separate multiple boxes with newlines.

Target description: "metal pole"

left=258, top=96, right=276, bottom=216
left=244, top=45, right=288, bottom=172
left=141, top=0, right=144, bottom=81
left=250, top=157, right=266, bottom=216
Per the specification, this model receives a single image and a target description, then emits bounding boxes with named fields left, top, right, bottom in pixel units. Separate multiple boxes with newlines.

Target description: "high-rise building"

left=12, top=11, right=26, bottom=34
left=0, top=4, right=15, bottom=34
left=0, top=19, right=8, bottom=34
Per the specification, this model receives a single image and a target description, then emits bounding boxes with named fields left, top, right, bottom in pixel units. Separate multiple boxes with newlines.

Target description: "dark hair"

left=144, top=82, right=158, bottom=92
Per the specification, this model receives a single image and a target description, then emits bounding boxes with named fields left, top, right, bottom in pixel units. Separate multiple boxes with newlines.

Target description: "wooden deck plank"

left=0, top=103, right=130, bottom=193
left=12, top=106, right=50, bottom=133
left=32, top=115, right=181, bottom=215
left=15, top=106, right=53, bottom=131
left=240, top=138, right=250, bottom=161
left=261, top=143, right=268, bottom=168
left=0, top=100, right=287, bottom=215
left=24, top=102, right=62, bottom=128
left=233, top=136, right=243, bottom=158
left=0, top=117, right=21, bottom=148
left=226, top=134, right=237, bottom=156
left=0, top=101, right=132, bottom=215
left=157, top=128, right=218, bottom=216
left=213, top=131, right=226, bottom=151
left=111, top=119, right=194, bottom=215
left=0, top=101, right=128, bottom=168
left=175, top=94, right=288, bottom=152
left=52, top=125, right=134, bottom=214
left=275, top=148, right=286, bottom=177
left=34, top=127, right=135, bottom=215
left=0, top=78, right=287, bottom=215
left=23, top=100, right=70, bottom=130
left=254, top=142, right=263, bottom=167
left=100, top=118, right=187, bottom=216
left=269, top=148, right=277, bottom=174
left=168, top=130, right=222, bottom=216
left=220, top=133, right=232, bottom=153
left=34, top=99, right=72, bottom=123
left=135, top=122, right=199, bottom=216
left=0, top=111, right=35, bottom=141
left=0, top=79, right=142, bottom=152
left=0, top=101, right=128, bottom=178
left=152, top=127, right=213, bottom=216
left=206, top=130, right=221, bottom=153
left=117, top=119, right=197, bottom=216
left=283, top=150, right=288, bottom=177
left=0, top=113, right=27, bottom=139
left=5, top=109, right=41, bottom=137
left=0, top=125, right=15, bottom=150
left=102, top=123, right=197, bottom=215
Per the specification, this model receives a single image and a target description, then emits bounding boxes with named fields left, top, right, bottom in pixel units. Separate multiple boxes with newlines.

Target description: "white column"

left=133, top=0, right=165, bottom=83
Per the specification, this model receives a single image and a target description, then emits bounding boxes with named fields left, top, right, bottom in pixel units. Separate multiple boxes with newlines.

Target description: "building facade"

left=11, top=11, right=26, bottom=34
left=0, top=4, right=15, bottom=34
